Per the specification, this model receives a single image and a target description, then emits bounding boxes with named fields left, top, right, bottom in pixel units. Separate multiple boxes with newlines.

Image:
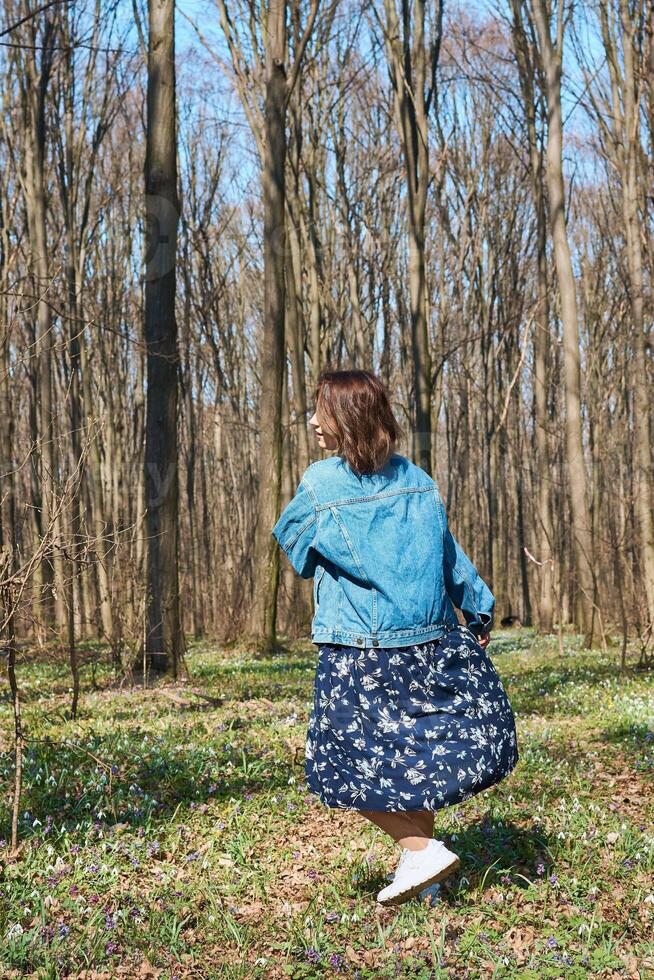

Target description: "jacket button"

left=355, top=636, right=363, bottom=645
left=372, top=638, right=379, bottom=647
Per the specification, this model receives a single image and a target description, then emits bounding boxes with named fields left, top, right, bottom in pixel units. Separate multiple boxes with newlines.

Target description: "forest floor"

left=0, top=629, right=653, bottom=979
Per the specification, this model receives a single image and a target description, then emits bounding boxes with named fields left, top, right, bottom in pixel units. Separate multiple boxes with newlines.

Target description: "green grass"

left=1, top=630, right=653, bottom=978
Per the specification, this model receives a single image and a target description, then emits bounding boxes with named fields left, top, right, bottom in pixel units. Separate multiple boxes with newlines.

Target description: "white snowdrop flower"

left=7, top=923, right=23, bottom=939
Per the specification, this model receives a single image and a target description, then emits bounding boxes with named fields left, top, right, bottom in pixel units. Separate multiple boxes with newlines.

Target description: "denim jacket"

left=271, top=452, right=495, bottom=649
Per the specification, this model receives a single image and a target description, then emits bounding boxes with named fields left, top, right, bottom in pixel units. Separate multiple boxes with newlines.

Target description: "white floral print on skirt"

left=305, top=624, right=519, bottom=812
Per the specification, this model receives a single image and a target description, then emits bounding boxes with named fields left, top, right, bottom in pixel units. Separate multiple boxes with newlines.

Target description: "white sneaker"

left=376, top=839, right=460, bottom=906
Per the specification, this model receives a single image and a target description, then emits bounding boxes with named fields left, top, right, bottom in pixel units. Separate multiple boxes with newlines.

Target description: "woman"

left=271, top=369, right=518, bottom=906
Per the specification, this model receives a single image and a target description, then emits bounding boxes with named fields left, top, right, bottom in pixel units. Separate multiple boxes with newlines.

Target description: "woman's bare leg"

left=358, top=809, right=434, bottom=851
left=409, top=810, right=434, bottom=838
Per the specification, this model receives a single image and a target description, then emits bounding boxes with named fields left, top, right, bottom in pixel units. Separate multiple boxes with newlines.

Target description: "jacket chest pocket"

left=313, top=565, right=326, bottom=608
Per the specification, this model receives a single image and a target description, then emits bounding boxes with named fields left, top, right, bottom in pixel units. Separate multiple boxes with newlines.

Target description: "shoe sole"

left=377, top=856, right=461, bottom=906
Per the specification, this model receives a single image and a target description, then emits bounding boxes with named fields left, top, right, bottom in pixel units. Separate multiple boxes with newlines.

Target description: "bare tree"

left=579, top=0, right=654, bottom=643
left=530, top=0, right=596, bottom=645
left=377, top=0, right=443, bottom=473
left=143, top=0, right=183, bottom=675
left=510, top=0, right=555, bottom=631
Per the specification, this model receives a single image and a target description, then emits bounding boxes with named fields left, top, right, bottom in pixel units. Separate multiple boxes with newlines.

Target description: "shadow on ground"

left=502, top=660, right=630, bottom=718
left=594, top=721, right=654, bottom=770
left=351, top=818, right=552, bottom=904
left=0, top=731, right=296, bottom=845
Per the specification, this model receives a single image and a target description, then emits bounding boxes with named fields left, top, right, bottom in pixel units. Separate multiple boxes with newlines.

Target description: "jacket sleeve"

left=437, top=492, right=495, bottom=634
left=271, top=477, right=319, bottom=579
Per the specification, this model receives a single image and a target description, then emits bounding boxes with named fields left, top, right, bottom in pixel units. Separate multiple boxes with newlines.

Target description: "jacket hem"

left=311, top=622, right=462, bottom=649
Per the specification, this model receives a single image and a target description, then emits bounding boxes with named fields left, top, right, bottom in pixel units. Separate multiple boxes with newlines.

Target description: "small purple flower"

left=547, top=936, right=558, bottom=949
left=549, top=874, right=558, bottom=886
left=104, top=914, right=116, bottom=930
left=329, top=952, right=343, bottom=969
left=0, top=839, right=6, bottom=848
left=70, top=844, right=80, bottom=854
left=58, top=923, right=70, bottom=937
left=536, top=862, right=545, bottom=876
left=88, top=894, right=100, bottom=905
left=69, top=885, right=79, bottom=897
left=106, top=940, right=120, bottom=955
left=500, top=875, right=511, bottom=884
left=306, top=947, right=321, bottom=964
left=324, top=911, right=339, bottom=923
left=307, top=869, right=319, bottom=880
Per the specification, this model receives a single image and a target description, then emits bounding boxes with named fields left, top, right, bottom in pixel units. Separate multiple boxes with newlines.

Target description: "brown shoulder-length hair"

left=315, top=369, right=401, bottom=475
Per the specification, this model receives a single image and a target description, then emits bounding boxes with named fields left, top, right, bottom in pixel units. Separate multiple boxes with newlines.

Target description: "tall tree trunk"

left=614, top=0, right=654, bottom=634
left=531, top=0, right=596, bottom=645
left=510, top=0, right=554, bottom=632
left=249, top=0, right=288, bottom=649
left=143, top=0, right=182, bottom=676
left=19, top=14, right=67, bottom=639
left=383, top=0, right=440, bottom=473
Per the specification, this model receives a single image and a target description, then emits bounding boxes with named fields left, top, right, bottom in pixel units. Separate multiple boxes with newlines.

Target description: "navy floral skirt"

left=305, top=624, right=518, bottom=812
